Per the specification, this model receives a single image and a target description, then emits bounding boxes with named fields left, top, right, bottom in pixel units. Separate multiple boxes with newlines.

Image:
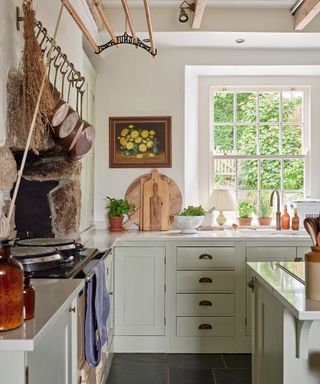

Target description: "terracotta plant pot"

left=108, top=216, right=124, bottom=232
left=258, top=217, right=272, bottom=226
left=237, top=217, right=252, bottom=226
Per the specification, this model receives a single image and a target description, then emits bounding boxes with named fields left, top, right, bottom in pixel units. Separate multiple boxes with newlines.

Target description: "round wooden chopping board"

left=124, top=172, right=183, bottom=229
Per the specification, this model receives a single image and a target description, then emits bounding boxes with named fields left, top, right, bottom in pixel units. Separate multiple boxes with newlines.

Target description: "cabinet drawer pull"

left=199, top=300, right=212, bottom=306
left=198, top=323, right=212, bottom=330
left=199, top=254, right=213, bottom=260
left=69, top=306, right=76, bottom=313
left=199, top=277, right=213, bottom=283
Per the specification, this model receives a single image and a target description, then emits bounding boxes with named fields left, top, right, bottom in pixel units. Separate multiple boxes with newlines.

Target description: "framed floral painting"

left=109, top=116, right=172, bottom=168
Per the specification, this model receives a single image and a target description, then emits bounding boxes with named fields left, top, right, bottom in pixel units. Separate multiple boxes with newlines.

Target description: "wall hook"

left=16, top=7, right=25, bottom=31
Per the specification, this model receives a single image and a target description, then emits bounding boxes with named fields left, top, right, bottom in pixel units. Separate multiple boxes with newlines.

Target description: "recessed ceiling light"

left=235, top=38, right=245, bottom=44
left=143, top=38, right=151, bottom=43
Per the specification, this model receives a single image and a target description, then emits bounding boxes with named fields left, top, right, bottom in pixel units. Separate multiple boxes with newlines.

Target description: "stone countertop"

left=248, top=262, right=320, bottom=321
left=81, top=228, right=311, bottom=252
left=0, top=279, right=84, bottom=351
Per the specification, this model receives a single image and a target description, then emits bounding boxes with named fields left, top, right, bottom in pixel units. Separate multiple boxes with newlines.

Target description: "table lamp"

left=207, top=189, right=236, bottom=226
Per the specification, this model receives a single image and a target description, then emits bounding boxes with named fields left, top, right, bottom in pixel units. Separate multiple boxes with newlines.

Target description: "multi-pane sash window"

left=211, top=88, right=306, bottom=216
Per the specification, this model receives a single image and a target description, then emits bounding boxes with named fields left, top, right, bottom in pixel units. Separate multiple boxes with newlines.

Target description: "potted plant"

left=174, top=205, right=206, bottom=234
left=237, top=200, right=255, bottom=226
left=106, top=197, right=135, bottom=232
left=258, top=200, right=272, bottom=226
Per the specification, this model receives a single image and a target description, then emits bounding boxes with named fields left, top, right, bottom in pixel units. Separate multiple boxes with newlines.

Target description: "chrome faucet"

left=270, top=190, right=281, bottom=230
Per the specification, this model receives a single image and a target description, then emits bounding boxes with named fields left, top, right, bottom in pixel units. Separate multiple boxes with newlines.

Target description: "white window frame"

left=209, top=85, right=310, bottom=209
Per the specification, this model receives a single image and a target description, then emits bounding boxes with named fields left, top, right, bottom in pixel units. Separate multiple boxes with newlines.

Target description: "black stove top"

left=29, top=247, right=100, bottom=279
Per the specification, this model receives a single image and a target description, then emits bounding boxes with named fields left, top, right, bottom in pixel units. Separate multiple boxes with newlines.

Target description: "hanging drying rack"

left=17, top=1, right=157, bottom=57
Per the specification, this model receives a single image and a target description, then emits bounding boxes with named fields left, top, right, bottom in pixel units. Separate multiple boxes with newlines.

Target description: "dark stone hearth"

left=51, top=180, right=81, bottom=237
left=12, top=152, right=82, bottom=239
left=14, top=178, right=59, bottom=238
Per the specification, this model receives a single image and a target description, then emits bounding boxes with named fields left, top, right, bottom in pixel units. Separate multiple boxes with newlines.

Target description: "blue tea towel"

left=85, top=260, right=110, bottom=368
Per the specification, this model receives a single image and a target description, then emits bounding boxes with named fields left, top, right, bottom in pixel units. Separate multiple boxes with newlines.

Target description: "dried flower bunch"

left=22, top=0, right=54, bottom=153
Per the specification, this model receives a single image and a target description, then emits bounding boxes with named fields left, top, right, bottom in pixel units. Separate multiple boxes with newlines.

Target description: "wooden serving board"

left=124, top=170, right=182, bottom=230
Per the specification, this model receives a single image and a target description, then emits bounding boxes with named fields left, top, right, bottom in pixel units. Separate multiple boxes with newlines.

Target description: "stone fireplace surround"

left=0, top=70, right=82, bottom=240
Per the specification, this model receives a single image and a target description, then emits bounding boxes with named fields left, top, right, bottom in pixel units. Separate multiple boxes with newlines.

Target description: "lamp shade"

left=207, top=189, right=236, bottom=211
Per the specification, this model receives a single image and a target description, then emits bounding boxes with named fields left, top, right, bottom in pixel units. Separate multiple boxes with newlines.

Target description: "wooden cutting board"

left=124, top=170, right=182, bottom=230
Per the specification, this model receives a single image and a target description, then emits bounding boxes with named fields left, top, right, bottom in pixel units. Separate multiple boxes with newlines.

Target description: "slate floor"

left=106, top=353, right=251, bottom=384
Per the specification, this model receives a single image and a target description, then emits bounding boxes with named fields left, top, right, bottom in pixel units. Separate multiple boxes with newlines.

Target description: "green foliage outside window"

left=213, top=91, right=304, bottom=196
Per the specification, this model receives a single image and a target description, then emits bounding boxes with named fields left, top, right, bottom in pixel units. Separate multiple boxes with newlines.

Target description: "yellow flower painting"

left=109, top=116, right=172, bottom=168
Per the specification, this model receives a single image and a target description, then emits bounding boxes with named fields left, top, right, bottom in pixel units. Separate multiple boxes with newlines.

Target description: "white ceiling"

left=133, top=31, right=320, bottom=48
left=104, top=0, right=297, bottom=8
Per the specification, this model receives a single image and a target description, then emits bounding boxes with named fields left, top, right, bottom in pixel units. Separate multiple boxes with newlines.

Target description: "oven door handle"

left=100, top=249, right=112, bottom=261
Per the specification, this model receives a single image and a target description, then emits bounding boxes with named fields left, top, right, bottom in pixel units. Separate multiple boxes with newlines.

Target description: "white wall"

left=92, top=46, right=320, bottom=226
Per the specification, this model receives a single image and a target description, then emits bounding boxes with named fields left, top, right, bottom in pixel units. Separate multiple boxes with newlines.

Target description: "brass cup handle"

left=199, top=300, right=213, bottom=306
left=199, top=254, right=213, bottom=260
left=198, top=324, right=212, bottom=330
left=69, top=306, right=76, bottom=313
left=199, top=277, right=213, bottom=283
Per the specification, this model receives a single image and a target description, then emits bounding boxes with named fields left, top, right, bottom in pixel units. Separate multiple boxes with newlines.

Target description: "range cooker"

left=11, top=237, right=106, bottom=279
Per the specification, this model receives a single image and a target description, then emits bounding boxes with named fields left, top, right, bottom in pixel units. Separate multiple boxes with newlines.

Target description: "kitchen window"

left=210, top=87, right=307, bottom=216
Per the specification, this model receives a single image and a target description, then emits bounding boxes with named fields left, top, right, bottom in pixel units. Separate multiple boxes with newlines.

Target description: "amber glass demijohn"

left=0, top=240, right=24, bottom=331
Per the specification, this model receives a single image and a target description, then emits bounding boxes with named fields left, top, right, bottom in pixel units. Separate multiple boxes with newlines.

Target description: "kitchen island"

left=0, top=279, right=84, bottom=384
left=248, top=261, right=320, bottom=384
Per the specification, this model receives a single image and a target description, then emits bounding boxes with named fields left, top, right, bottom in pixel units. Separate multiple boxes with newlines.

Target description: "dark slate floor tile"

left=107, top=363, right=168, bottom=384
left=222, top=354, right=251, bottom=369
left=214, top=369, right=251, bottom=384
left=169, top=368, right=214, bottom=384
left=112, top=353, right=167, bottom=366
left=169, top=354, right=224, bottom=369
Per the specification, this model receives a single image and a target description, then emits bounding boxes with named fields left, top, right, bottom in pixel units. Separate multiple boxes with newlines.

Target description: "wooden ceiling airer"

left=86, top=0, right=157, bottom=56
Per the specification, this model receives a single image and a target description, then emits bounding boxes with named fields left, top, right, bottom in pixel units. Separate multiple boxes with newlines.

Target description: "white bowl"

left=174, top=215, right=205, bottom=234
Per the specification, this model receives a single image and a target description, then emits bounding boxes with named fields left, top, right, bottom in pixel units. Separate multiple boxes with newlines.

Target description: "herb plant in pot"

left=106, top=197, right=134, bottom=232
left=237, top=200, right=255, bottom=227
left=174, top=205, right=206, bottom=234
left=258, top=200, right=272, bottom=226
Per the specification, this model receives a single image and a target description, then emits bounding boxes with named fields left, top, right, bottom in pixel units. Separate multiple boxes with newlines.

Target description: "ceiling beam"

left=293, top=0, right=320, bottom=30
left=192, top=0, right=206, bottom=29
left=121, top=0, right=138, bottom=43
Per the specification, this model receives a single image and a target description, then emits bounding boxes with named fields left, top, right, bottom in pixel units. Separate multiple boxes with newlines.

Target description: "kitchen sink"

left=236, top=228, right=307, bottom=237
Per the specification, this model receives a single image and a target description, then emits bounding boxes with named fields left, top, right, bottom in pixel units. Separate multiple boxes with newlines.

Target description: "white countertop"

left=0, top=279, right=84, bottom=351
left=82, top=228, right=310, bottom=252
left=248, top=262, right=320, bottom=321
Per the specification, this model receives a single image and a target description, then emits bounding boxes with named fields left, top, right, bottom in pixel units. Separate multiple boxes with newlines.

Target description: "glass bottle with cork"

left=23, top=274, right=35, bottom=320
left=291, top=208, right=300, bottom=230
left=281, top=204, right=290, bottom=230
left=0, top=239, right=24, bottom=331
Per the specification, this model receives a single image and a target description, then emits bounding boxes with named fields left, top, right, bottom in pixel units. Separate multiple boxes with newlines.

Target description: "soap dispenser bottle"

left=281, top=204, right=290, bottom=230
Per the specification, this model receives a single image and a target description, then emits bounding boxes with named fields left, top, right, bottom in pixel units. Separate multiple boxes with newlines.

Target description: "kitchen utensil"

left=124, top=170, right=182, bottom=230
left=142, top=169, right=170, bottom=231
left=174, top=215, right=205, bottom=234
left=69, top=124, right=95, bottom=161
left=304, top=218, right=318, bottom=246
left=52, top=101, right=70, bottom=127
